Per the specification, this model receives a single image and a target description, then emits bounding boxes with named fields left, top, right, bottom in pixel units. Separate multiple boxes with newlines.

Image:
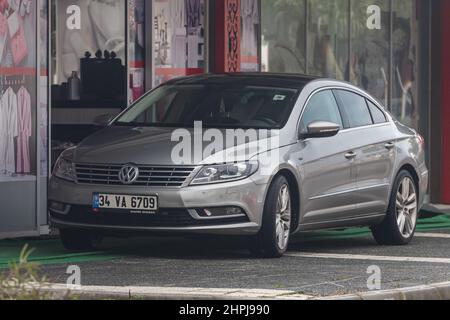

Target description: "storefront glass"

left=261, top=0, right=306, bottom=73
left=240, top=0, right=260, bottom=71
left=153, top=0, right=206, bottom=86
left=0, top=0, right=41, bottom=235
left=51, top=0, right=126, bottom=106
left=308, top=0, right=349, bottom=80
left=0, top=0, right=38, bottom=180
left=350, top=0, right=390, bottom=106
left=261, top=0, right=422, bottom=124
left=40, top=0, right=49, bottom=177
left=391, top=0, right=417, bottom=129
left=128, top=0, right=145, bottom=104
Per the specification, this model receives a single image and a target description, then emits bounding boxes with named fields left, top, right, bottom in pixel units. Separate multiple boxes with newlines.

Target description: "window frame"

left=299, top=89, right=345, bottom=133
left=365, top=98, right=388, bottom=124
left=333, top=89, right=375, bottom=129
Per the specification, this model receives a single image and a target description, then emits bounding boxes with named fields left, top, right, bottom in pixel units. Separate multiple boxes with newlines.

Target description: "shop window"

left=241, top=0, right=260, bottom=71
left=260, top=0, right=306, bottom=73
left=392, top=0, right=417, bottom=129
left=51, top=0, right=126, bottom=107
left=307, top=0, right=349, bottom=80
left=153, top=0, right=206, bottom=86
left=0, top=0, right=38, bottom=180
left=40, top=0, right=49, bottom=177
left=350, top=0, right=390, bottom=106
left=50, top=0, right=127, bottom=162
left=128, top=0, right=146, bottom=104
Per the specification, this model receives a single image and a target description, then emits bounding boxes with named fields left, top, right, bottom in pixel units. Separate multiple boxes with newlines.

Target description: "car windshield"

left=115, top=84, right=300, bottom=129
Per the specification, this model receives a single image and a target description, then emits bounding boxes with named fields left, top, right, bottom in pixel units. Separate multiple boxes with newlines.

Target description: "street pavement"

left=26, top=217, right=450, bottom=298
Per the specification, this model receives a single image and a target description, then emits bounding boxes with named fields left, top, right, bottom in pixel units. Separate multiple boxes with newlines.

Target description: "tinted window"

left=300, top=90, right=343, bottom=131
left=336, top=90, right=373, bottom=128
left=367, top=100, right=387, bottom=124
left=116, top=84, right=299, bottom=129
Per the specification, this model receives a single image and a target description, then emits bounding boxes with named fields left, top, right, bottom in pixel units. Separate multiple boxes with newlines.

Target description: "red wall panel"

left=215, top=0, right=241, bottom=73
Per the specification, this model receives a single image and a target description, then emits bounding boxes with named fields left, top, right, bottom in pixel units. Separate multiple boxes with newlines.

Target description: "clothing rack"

left=0, top=75, right=26, bottom=86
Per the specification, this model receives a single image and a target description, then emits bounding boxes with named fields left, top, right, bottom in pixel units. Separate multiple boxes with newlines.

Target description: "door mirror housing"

left=300, top=121, right=341, bottom=139
left=93, top=114, right=113, bottom=127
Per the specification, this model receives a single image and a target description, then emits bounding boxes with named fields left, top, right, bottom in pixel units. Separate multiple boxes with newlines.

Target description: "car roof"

left=164, top=73, right=319, bottom=89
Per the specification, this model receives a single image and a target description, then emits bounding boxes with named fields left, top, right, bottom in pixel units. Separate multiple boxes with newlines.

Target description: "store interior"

left=49, top=0, right=259, bottom=167
left=50, top=0, right=129, bottom=165
left=49, top=0, right=212, bottom=166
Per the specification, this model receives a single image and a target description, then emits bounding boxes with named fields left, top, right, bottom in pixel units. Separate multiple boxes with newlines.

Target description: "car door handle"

left=345, top=152, right=356, bottom=160
left=385, top=142, right=395, bottom=150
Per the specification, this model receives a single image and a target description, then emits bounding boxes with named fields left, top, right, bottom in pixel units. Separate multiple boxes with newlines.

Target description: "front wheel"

left=59, top=228, right=96, bottom=252
left=372, top=171, right=419, bottom=245
left=249, top=176, right=292, bottom=258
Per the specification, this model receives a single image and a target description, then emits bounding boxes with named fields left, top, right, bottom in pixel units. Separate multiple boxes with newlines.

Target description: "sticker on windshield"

left=273, top=95, right=287, bottom=101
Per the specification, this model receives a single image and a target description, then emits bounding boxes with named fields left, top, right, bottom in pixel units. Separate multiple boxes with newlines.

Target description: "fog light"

left=198, top=207, right=244, bottom=218
left=49, top=202, right=70, bottom=214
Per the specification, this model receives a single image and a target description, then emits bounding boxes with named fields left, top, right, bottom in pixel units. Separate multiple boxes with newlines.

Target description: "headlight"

left=53, top=156, right=76, bottom=182
left=190, top=162, right=258, bottom=185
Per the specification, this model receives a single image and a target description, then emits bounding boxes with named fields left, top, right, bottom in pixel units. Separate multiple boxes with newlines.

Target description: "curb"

left=33, top=282, right=450, bottom=300
left=323, top=282, right=450, bottom=300
left=35, top=284, right=311, bottom=300
left=421, top=204, right=450, bottom=217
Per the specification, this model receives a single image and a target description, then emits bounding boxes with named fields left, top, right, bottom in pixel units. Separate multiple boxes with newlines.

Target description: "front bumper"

left=48, top=177, right=267, bottom=235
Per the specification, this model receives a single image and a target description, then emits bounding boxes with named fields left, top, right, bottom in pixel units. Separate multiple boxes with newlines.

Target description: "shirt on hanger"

left=0, top=86, right=18, bottom=174
left=16, top=86, right=31, bottom=174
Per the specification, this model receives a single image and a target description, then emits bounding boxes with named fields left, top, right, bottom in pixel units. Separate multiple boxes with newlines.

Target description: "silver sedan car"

left=49, top=74, right=428, bottom=258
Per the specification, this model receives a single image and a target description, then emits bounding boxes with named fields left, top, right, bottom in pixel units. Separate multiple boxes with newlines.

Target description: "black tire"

left=59, top=228, right=95, bottom=251
left=371, top=170, right=418, bottom=245
left=249, top=176, right=292, bottom=258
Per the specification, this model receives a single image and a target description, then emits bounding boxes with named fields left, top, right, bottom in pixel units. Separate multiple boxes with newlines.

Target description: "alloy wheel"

left=275, top=184, right=291, bottom=250
left=396, top=177, right=418, bottom=238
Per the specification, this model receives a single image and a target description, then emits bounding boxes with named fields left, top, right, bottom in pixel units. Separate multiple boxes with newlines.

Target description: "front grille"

left=75, top=164, right=196, bottom=187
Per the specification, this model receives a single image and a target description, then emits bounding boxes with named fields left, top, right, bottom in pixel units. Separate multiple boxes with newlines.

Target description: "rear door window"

left=335, top=90, right=373, bottom=128
left=367, top=100, right=387, bottom=124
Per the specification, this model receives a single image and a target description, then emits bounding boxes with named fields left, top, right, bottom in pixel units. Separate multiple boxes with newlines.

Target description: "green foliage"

left=0, top=244, right=54, bottom=300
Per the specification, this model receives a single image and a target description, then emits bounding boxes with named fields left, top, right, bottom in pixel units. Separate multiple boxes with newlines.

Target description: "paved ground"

left=2, top=214, right=450, bottom=297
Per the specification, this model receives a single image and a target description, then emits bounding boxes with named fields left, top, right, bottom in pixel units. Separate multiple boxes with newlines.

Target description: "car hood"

left=71, top=126, right=280, bottom=166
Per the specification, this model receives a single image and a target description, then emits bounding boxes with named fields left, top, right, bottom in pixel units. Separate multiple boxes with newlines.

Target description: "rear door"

left=334, top=90, right=396, bottom=216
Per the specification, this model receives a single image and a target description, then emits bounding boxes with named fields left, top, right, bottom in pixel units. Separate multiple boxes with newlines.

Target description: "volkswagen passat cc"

left=49, top=74, right=428, bottom=258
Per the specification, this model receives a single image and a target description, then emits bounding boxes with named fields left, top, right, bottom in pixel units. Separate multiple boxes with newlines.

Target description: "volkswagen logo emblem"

left=118, top=164, right=139, bottom=185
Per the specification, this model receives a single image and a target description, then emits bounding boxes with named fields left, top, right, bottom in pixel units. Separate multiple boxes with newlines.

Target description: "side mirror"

left=300, top=121, right=341, bottom=139
left=93, top=114, right=113, bottom=127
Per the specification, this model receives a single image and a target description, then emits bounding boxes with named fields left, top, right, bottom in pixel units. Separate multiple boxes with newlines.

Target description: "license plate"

left=93, top=193, right=158, bottom=212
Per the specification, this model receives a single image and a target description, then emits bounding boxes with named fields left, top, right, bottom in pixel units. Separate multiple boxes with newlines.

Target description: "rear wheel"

left=250, top=176, right=292, bottom=258
left=59, top=229, right=96, bottom=251
left=372, top=171, right=418, bottom=245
